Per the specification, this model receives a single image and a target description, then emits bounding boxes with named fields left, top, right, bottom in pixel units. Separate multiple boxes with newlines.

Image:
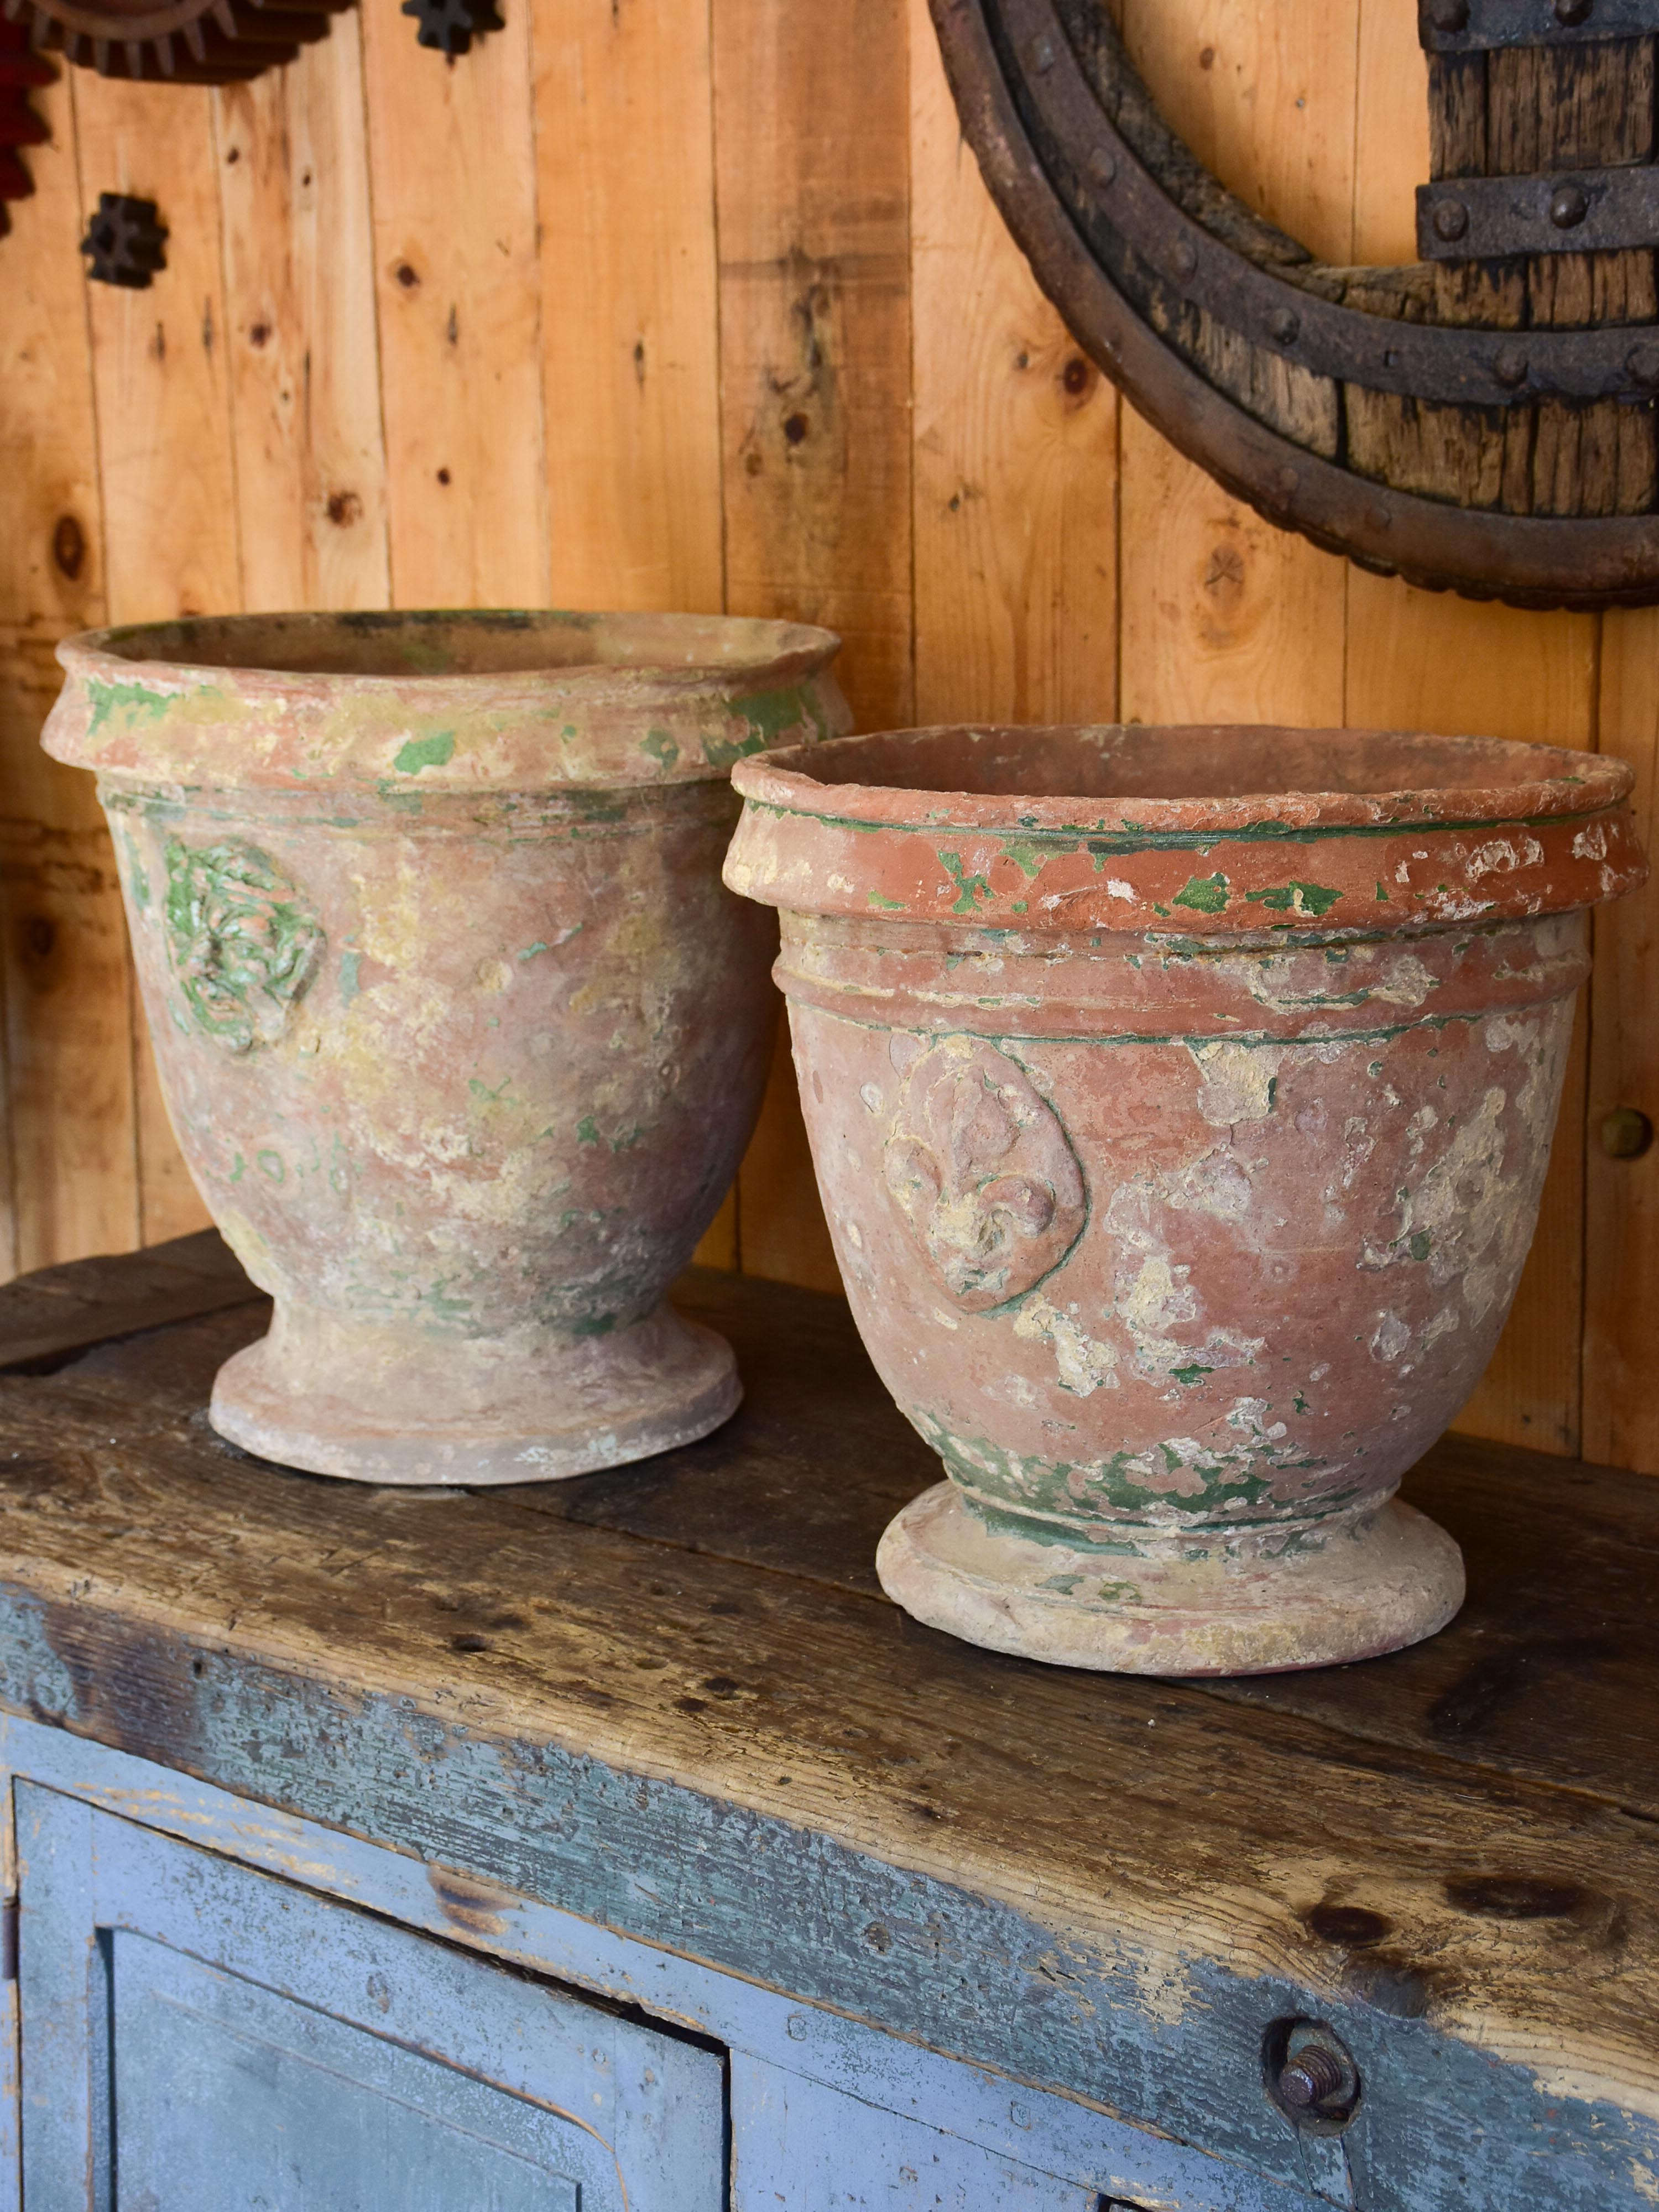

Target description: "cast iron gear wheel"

left=0, top=20, right=51, bottom=236
left=3, top=0, right=353, bottom=84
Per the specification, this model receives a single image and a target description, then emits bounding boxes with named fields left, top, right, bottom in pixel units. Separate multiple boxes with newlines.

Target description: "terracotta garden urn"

left=726, top=724, right=1646, bottom=1675
left=45, top=609, right=847, bottom=1485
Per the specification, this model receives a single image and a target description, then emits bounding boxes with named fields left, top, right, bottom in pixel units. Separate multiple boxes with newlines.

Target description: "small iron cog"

left=80, top=190, right=167, bottom=287
left=399, top=0, right=502, bottom=56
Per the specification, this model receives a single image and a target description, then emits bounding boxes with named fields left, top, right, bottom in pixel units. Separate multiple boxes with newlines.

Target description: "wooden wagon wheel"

left=4, top=0, right=353, bottom=82
left=931, top=0, right=1659, bottom=609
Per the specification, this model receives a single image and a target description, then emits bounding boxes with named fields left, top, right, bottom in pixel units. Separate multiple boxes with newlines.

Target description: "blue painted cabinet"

left=0, top=1732, right=1314, bottom=2212
left=12, top=1252, right=1642, bottom=2210
left=17, top=1786, right=724, bottom=2212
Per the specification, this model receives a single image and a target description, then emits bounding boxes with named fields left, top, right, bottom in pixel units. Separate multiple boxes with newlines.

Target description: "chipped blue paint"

left=0, top=1613, right=1637, bottom=2212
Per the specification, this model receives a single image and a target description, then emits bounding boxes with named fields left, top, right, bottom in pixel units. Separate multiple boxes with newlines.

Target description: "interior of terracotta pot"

left=791, top=723, right=1593, bottom=800
left=88, top=609, right=829, bottom=681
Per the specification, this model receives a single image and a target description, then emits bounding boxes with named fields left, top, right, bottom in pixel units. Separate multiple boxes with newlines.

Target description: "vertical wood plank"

left=74, top=74, right=244, bottom=1246
left=359, top=12, right=548, bottom=609
left=713, top=0, right=912, bottom=1290
left=910, top=0, right=1118, bottom=727
left=530, top=0, right=724, bottom=615
left=712, top=0, right=913, bottom=735
left=0, top=65, right=138, bottom=1274
left=527, top=0, right=734, bottom=1270
left=1117, top=420, right=1347, bottom=728
left=1354, top=0, right=1428, bottom=260
left=1114, top=0, right=1354, bottom=731
left=73, top=82, right=242, bottom=629
left=215, top=22, right=391, bottom=614
left=1585, top=608, right=1659, bottom=1474
left=1348, top=0, right=1598, bottom=1458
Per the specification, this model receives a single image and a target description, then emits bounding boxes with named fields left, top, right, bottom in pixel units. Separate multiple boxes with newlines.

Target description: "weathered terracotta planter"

left=727, top=724, right=1646, bottom=1674
left=45, top=610, right=847, bottom=1484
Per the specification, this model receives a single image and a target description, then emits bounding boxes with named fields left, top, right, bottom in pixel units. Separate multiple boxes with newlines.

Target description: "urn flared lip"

left=732, top=722, right=1634, bottom=836
left=44, top=609, right=846, bottom=792
left=726, top=723, right=1646, bottom=935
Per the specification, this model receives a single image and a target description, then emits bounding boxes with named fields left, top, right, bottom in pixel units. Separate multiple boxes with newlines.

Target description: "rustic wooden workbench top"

left=0, top=1234, right=1655, bottom=2208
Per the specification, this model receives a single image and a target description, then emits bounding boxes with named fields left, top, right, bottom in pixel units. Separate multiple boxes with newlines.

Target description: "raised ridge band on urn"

left=725, top=722, right=1646, bottom=1674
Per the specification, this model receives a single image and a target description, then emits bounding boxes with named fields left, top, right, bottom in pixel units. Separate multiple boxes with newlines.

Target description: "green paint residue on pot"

left=338, top=951, right=361, bottom=1004
left=868, top=893, right=905, bottom=910
left=256, top=1150, right=284, bottom=1185
left=1245, top=880, right=1345, bottom=918
left=85, top=678, right=173, bottom=737
left=576, top=1115, right=601, bottom=1146
left=704, top=731, right=768, bottom=769
left=1000, top=838, right=1051, bottom=880
left=164, top=838, right=326, bottom=1055
left=1173, top=872, right=1229, bottom=915
left=739, top=683, right=825, bottom=750
left=938, top=851, right=993, bottom=914
left=640, top=727, right=681, bottom=771
left=940, top=1426, right=1283, bottom=1523
left=390, top=729, right=457, bottom=775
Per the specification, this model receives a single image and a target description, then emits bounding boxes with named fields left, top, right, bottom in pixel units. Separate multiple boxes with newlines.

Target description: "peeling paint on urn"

left=726, top=724, right=1646, bottom=1675
left=45, top=611, right=847, bottom=1484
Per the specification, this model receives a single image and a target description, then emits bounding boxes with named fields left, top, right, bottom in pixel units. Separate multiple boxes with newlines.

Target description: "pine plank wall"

left=2, top=0, right=1657, bottom=1472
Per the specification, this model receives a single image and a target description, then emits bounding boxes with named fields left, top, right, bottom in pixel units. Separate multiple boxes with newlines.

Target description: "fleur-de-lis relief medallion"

left=164, top=839, right=325, bottom=1055
left=883, top=1036, right=1085, bottom=1312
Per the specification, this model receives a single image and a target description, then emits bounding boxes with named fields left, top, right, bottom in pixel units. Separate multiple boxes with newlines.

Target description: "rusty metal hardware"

left=80, top=193, right=166, bottom=288
left=4, top=0, right=354, bottom=85
left=1264, top=2019, right=1363, bottom=2132
left=0, top=22, right=50, bottom=237
left=1280, top=2046, right=1348, bottom=2110
left=1004, top=0, right=1659, bottom=409
left=1601, top=1107, right=1655, bottom=1159
left=1420, top=0, right=1659, bottom=48
left=399, top=0, right=501, bottom=55
left=1418, top=165, right=1659, bottom=258
left=928, top=0, right=1659, bottom=607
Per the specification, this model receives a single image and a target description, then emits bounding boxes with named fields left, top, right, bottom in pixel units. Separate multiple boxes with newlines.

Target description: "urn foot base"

left=877, top=1483, right=1464, bottom=1676
left=210, top=1300, right=739, bottom=1485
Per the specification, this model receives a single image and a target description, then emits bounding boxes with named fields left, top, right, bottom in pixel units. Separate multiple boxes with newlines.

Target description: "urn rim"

left=732, top=721, right=1632, bottom=837
left=726, top=722, right=1646, bottom=935
left=44, top=608, right=846, bottom=794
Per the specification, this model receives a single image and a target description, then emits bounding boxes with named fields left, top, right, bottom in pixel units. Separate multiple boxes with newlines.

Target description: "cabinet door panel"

left=112, top=1934, right=580, bottom=2212
left=17, top=1787, right=723, bottom=2212
left=733, top=2056, right=1100, bottom=2211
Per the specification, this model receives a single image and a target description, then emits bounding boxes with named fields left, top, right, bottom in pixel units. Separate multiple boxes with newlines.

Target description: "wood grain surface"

left=0, top=1247, right=1653, bottom=2211
left=2, top=1, right=1656, bottom=1483
left=215, top=25, right=392, bottom=618
left=0, top=66, right=133, bottom=1277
